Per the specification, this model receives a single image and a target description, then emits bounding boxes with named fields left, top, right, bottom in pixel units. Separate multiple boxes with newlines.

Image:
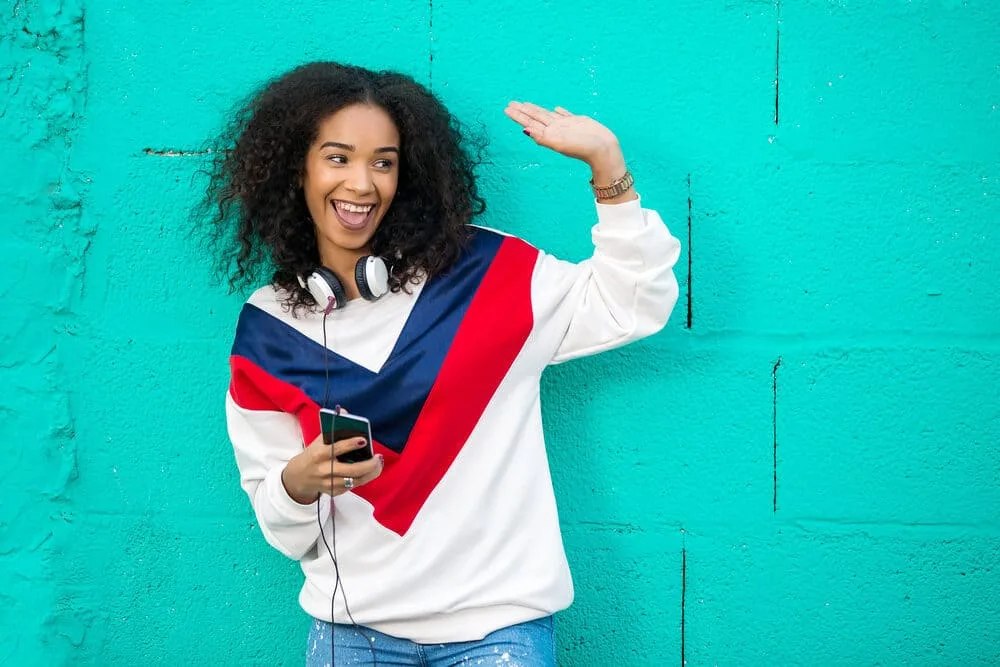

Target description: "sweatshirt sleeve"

left=225, top=390, right=328, bottom=561
left=531, top=196, right=681, bottom=365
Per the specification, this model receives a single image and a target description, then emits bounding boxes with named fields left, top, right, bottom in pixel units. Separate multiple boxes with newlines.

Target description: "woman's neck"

left=320, top=247, right=368, bottom=301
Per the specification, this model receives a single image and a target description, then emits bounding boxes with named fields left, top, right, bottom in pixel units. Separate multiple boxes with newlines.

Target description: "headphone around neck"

left=298, top=255, right=390, bottom=312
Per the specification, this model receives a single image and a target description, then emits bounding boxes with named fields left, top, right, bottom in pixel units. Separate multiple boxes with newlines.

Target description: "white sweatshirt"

left=225, top=197, right=681, bottom=644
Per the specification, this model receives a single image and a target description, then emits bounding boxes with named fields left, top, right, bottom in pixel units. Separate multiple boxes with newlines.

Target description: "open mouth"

left=331, top=199, right=377, bottom=231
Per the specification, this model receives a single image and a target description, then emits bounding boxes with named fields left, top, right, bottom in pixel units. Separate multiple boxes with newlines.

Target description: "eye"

left=325, top=154, right=347, bottom=165
left=374, top=159, right=395, bottom=170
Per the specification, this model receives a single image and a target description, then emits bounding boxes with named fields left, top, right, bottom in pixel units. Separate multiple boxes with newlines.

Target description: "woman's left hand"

left=504, top=101, right=623, bottom=169
left=504, top=101, right=631, bottom=193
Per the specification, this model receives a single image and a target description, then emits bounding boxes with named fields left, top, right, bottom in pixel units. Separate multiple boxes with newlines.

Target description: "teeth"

left=335, top=201, right=375, bottom=214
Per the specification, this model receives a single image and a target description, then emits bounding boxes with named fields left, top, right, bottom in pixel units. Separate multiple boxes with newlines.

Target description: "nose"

left=344, top=164, right=375, bottom=195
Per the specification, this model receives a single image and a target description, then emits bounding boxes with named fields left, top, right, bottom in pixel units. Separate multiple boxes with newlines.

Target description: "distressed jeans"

left=305, top=615, right=556, bottom=666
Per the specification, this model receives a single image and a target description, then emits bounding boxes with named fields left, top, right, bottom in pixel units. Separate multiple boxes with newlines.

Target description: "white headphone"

left=297, top=256, right=389, bottom=312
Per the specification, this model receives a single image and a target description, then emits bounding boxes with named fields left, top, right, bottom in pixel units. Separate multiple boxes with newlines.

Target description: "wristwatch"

left=590, top=170, right=634, bottom=200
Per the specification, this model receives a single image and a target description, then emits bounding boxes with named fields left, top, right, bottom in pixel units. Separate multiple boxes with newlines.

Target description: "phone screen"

left=320, top=410, right=374, bottom=463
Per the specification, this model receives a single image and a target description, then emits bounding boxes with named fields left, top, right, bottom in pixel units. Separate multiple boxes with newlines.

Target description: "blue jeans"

left=305, top=616, right=555, bottom=666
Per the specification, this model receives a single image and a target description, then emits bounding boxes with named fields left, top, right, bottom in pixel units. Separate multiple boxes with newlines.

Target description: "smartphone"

left=319, top=408, right=374, bottom=463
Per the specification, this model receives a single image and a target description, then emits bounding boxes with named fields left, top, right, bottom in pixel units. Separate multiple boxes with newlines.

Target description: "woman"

left=205, top=61, right=680, bottom=666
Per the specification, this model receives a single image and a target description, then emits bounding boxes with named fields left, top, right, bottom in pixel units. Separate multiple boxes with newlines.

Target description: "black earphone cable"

left=318, top=302, right=378, bottom=666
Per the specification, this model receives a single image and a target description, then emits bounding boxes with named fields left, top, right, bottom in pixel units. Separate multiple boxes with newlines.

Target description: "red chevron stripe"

left=355, top=236, right=537, bottom=535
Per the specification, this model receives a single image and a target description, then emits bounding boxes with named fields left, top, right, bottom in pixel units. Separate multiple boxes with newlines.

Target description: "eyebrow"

left=319, top=141, right=399, bottom=154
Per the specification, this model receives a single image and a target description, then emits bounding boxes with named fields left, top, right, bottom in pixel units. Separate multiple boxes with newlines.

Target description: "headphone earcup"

left=355, top=256, right=390, bottom=301
left=304, top=266, right=347, bottom=311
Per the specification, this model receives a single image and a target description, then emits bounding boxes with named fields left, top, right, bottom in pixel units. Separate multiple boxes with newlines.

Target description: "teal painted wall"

left=2, top=0, right=998, bottom=664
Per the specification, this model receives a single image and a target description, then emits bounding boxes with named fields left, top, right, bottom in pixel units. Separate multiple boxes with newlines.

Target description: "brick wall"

left=2, top=1, right=996, bottom=664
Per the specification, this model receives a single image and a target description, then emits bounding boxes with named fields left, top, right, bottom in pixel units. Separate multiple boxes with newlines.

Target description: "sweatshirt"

left=225, top=196, right=681, bottom=643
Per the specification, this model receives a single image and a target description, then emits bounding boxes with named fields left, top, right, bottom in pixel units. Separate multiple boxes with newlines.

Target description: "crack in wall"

left=680, top=545, right=687, bottom=666
left=774, top=0, right=781, bottom=125
left=686, top=174, right=693, bottom=330
left=772, top=356, right=782, bottom=512
left=143, top=147, right=214, bottom=157
left=428, top=0, right=434, bottom=88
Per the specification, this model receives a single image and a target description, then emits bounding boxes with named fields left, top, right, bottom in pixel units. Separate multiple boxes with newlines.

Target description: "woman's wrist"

left=586, top=142, right=626, bottom=184
left=281, top=463, right=317, bottom=505
left=587, top=143, right=636, bottom=204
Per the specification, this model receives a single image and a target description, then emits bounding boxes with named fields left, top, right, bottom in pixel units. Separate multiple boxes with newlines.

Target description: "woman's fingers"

left=504, top=103, right=544, bottom=133
left=327, top=454, right=384, bottom=495
left=516, top=101, right=559, bottom=124
left=330, top=436, right=369, bottom=458
left=505, top=101, right=564, bottom=130
left=350, top=463, right=383, bottom=488
left=335, top=457, right=381, bottom=479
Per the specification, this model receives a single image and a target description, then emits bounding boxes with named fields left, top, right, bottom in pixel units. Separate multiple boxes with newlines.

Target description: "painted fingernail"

left=377, top=454, right=385, bottom=466
left=523, top=129, right=531, bottom=136
left=355, top=438, right=367, bottom=447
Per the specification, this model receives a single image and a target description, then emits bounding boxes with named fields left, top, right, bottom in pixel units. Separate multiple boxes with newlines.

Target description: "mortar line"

left=774, top=0, right=781, bottom=125
left=680, top=546, right=687, bottom=666
left=428, top=0, right=434, bottom=88
left=772, top=356, right=782, bottom=512
left=143, top=148, right=213, bottom=157
left=686, top=173, right=693, bottom=330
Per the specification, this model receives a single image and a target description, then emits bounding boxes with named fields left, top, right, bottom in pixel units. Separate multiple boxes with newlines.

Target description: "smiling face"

left=302, top=103, right=400, bottom=272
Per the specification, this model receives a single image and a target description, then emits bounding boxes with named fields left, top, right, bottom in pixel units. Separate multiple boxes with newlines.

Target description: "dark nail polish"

left=523, top=129, right=531, bottom=136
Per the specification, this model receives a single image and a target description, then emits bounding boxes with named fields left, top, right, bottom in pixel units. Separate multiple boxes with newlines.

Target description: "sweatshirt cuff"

left=593, top=195, right=646, bottom=232
left=264, top=464, right=319, bottom=525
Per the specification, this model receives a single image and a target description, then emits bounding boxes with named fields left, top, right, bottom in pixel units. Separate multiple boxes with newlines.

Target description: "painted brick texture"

left=1, top=1, right=997, bottom=665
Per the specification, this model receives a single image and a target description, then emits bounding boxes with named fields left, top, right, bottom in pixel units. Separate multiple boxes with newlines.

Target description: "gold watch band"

left=590, top=170, right=634, bottom=200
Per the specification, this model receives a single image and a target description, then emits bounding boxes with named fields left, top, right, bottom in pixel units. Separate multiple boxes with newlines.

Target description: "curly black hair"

left=200, top=61, right=487, bottom=312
